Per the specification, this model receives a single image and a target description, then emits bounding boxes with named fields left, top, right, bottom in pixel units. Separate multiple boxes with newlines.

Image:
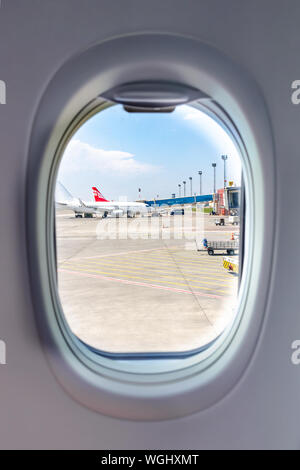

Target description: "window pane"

left=55, top=104, right=242, bottom=355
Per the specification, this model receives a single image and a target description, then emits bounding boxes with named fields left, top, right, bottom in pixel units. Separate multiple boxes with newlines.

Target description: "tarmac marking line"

left=62, top=256, right=231, bottom=277
left=59, top=264, right=233, bottom=294
left=62, top=260, right=233, bottom=285
left=65, top=255, right=226, bottom=273
left=63, top=264, right=233, bottom=288
left=107, top=252, right=228, bottom=266
left=122, top=253, right=235, bottom=266
left=69, top=246, right=180, bottom=260
left=58, top=268, right=229, bottom=299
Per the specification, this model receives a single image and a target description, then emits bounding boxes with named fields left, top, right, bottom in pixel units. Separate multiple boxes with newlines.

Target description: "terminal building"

left=144, top=185, right=240, bottom=215
left=144, top=194, right=213, bottom=207
left=213, top=186, right=241, bottom=215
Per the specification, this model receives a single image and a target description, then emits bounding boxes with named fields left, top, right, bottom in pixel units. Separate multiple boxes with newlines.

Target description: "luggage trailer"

left=201, top=239, right=239, bottom=256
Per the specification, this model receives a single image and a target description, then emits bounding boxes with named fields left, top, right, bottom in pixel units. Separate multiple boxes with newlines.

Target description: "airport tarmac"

left=56, top=211, right=240, bottom=353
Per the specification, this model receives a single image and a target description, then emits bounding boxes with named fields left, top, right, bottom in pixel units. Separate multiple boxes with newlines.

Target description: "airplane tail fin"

left=92, top=187, right=109, bottom=202
left=79, top=198, right=86, bottom=207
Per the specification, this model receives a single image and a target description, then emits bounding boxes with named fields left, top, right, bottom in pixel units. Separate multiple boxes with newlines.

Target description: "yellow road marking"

left=62, top=259, right=233, bottom=285
left=60, top=263, right=236, bottom=293
left=107, top=253, right=229, bottom=269
left=67, top=255, right=227, bottom=275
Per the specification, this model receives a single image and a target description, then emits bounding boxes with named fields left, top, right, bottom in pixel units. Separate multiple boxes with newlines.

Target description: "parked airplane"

left=56, top=182, right=148, bottom=218
left=91, top=186, right=148, bottom=217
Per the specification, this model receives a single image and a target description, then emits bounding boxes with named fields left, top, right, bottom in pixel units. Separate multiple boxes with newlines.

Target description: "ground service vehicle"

left=202, top=239, right=239, bottom=256
left=229, top=215, right=239, bottom=225
left=215, top=218, right=225, bottom=226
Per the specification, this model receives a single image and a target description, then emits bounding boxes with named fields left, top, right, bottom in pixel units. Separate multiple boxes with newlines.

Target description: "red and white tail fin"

left=92, top=187, right=109, bottom=202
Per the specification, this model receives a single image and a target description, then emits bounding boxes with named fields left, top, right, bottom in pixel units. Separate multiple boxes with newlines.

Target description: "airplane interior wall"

left=0, top=0, right=300, bottom=450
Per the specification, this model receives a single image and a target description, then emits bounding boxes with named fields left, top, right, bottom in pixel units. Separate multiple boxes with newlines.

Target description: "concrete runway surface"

left=56, top=211, right=239, bottom=354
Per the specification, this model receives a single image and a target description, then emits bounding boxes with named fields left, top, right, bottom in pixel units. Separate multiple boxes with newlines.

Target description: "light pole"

left=183, top=181, right=186, bottom=197
left=178, top=184, right=181, bottom=197
left=189, top=177, right=193, bottom=196
left=212, top=163, right=217, bottom=214
left=198, top=171, right=202, bottom=195
left=212, top=163, right=217, bottom=194
left=221, top=155, right=228, bottom=189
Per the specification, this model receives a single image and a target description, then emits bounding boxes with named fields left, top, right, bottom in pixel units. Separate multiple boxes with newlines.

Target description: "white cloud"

left=58, top=139, right=159, bottom=177
left=177, top=105, right=231, bottom=143
left=176, top=105, right=242, bottom=185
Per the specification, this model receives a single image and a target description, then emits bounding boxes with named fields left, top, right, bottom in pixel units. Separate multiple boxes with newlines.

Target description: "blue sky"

left=57, top=104, right=241, bottom=202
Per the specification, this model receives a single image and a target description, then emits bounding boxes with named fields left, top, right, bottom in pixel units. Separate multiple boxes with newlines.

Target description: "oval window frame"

left=27, top=33, right=275, bottom=420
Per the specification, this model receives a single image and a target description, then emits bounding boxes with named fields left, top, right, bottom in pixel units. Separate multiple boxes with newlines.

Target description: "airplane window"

left=54, top=103, right=243, bottom=357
